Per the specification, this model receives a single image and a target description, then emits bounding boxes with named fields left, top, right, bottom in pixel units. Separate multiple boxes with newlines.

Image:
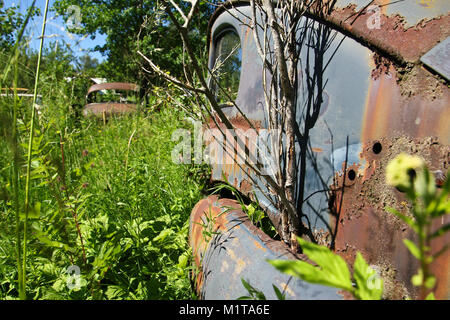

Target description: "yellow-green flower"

left=386, top=153, right=425, bottom=190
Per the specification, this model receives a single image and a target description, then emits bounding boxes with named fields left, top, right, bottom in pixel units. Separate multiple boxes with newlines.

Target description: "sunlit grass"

left=1, top=76, right=209, bottom=299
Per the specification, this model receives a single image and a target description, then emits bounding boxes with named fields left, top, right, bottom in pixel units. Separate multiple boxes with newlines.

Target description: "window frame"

left=210, top=26, right=242, bottom=106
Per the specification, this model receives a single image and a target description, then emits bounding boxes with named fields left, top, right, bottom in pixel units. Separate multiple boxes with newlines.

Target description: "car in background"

left=83, top=82, right=141, bottom=118
left=0, top=88, right=43, bottom=114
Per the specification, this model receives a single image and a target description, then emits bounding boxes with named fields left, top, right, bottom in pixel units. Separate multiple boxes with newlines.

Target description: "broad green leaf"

left=32, top=202, right=41, bottom=218
left=353, top=252, right=383, bottom=300
left=273, top=284, right=285, bottom=300
left=177, top=252, right=188, bottom=269
left=52, top=278, right=65, bottom=292
left=269, top=238, right=353, bottom=292
left=268, top=259, right=319, bottom=280
left=241, top=278, right=253, bottom=293
left=412, top=270, right=423, bottom=286
left=33, top=232, right=73, bottom=252
left=425, top=292, right=435, bottom=300
left=425, top=276, right=436, bottom=289
left=297, top=237, right=353, bottom=291
left=429, top=224, right=450, bottom=239
left=32, top=225, right=76, bottom=254
left=246, top=204, right=255, bottom=216
left=105, top=285, right=125, bottom=299
left=403, top=239, right=421, bottom=260
left=153, top=228, right=174, bottom=242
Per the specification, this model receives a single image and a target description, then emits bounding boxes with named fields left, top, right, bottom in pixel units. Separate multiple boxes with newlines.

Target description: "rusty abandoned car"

left=83, top=82, right=141, bottom=118
left=187, top=1, right=450, bottom=300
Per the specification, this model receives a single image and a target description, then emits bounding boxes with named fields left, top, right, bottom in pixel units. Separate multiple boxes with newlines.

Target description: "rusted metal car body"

left=190, top=0, right=450, bottom=299
left=83, top=82, right=140, bottom=117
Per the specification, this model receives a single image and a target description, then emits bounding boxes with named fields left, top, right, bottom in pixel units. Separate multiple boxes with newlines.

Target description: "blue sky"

left=7, top=0, right=106, bottom=62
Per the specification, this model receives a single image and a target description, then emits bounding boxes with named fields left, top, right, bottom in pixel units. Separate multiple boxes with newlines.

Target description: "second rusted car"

left=83, top=82, right=141, bottom=118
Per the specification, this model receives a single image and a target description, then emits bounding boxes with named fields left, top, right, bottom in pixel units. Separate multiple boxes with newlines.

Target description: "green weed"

left=1, top=87, right=208, bottom=299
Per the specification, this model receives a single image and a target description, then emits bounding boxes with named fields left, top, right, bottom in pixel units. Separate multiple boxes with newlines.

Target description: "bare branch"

left=169, top=0, right=187, bottom=21
left=137, top=50, right=206, bottom=94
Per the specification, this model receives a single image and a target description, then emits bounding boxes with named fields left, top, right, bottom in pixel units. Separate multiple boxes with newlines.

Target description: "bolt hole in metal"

left=372, top=142, right=382, bottom=154
left=348, top=169, right=356, bottom=181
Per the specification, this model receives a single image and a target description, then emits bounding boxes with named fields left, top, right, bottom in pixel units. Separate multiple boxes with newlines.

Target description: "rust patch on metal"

left=83, top=103, right=137, bottom=117
left=253, top=239, right=268, bottom=252
left=396, top=64, right=446, bottom=101
left=330, top=136, right=450, bottom=299
left=311, top=147, right=325, bottom=153
left=209, top=1, right=449, bottom=64
left=190, top=195, right=310, bottom=295
left=239, top=179, right=253, bottom=195
left=371, top=52, right=392, bottom=80
left=206, top=113, right=262, bottom=131
left=226, top=247, right=248, bottom=275
left=326, top=4, right=450, bottom=63
left=189, top=196, right=244, bottom=293
left=86, top=82, right=140, bottom=95
left=362, top=64, right=450, bottom=145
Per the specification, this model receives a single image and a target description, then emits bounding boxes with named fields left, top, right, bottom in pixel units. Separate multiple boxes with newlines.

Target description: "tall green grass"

left=2, top=41, right=208, bottom=300
left=22, top=0, right=50, bottom=299
left=1, top=90, right=209, bottom=299
left=1, top=0, right=40, bottom=300
left=1, top=0, right=209, bottom=300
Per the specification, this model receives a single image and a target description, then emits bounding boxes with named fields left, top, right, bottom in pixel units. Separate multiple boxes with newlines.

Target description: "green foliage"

left=0, top=1, right=30, bottom=50
left=194, top=207, right=225, bottom=247
left=237, top=278, right=286, bottom=300
left=238, top=278, right=266, bottom=300
left=0, top=0, right=38, bottom=90
left=1, top=83, right=208, bottom=299
left=352, top=252, right=383, bottom=300
left=211, top=183, right=277, bottom=238
left=385, top=153, right=450, bottom=299
left=52, top=0, right=218, bottom=86
left=0, top=0, right=215, bottom=301
left=268, top=237, right=383, bottom=300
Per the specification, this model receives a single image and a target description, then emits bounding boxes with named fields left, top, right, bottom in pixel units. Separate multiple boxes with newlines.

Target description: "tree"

left=0, top=1, right=40, bottom=90
left=52, top=0, right=218, bottom=90
left=0, top=1, right=24, bottom=51
left=77, top=54, right=99, bottom=74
